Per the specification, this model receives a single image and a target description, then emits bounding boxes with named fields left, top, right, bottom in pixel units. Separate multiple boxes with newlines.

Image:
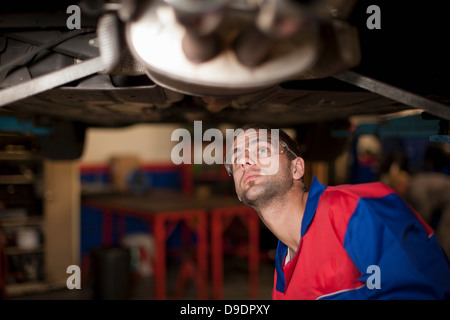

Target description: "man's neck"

left=256, top=187, right=308, bottom=254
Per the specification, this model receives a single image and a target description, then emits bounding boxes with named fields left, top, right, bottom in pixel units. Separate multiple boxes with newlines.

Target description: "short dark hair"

left=240, top=123, right=301, bottom=161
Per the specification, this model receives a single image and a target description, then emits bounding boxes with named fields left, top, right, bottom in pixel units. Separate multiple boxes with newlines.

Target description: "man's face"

left=230, top=129, right=294, bottom=208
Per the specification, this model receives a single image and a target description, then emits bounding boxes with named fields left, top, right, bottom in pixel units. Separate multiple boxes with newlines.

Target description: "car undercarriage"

left=0, top=0, right=449, bottom=159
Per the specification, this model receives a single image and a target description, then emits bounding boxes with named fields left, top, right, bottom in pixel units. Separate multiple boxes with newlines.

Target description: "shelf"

left=5, top=281, right=51, bottom=298
left=0, top=135, right=49, bottom=298
left=0, top=151, right=42, bottom=161
left=3, top=246, right=44, bottom=255
left=0, top=174, right=35, bottom=184
left=0, top=216, right=43, bottom=227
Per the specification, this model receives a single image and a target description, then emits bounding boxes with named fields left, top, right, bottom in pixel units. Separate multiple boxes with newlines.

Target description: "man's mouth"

left=243, top=172, right=261, bottom=184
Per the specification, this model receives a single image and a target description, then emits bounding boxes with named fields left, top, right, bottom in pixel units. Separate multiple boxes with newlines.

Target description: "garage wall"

left=80, top=123, right=181, bottom=164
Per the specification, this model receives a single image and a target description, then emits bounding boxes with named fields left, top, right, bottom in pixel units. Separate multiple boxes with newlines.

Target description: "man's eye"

left=258, top=147, right=269, bottom=155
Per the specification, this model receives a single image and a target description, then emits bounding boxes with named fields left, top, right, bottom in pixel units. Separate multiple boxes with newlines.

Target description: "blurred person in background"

left=381, top=146, right=450, bottom=259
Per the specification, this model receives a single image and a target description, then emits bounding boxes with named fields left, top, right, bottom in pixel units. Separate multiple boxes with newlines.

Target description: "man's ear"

left=292, top=157, right=305, bottom=180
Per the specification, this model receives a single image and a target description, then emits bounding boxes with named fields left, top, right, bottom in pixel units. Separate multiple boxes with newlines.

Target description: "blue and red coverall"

left=272, top=177, right=450, bottom=299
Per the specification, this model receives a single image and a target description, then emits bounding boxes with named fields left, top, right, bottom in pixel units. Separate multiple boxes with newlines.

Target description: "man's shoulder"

left=315, top=181, right=398, bottom=223
left=323, top=181, right=395, bottom=201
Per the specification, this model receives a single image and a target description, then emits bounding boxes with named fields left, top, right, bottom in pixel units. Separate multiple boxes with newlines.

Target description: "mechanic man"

left=224, top=124, right=450, bottom=299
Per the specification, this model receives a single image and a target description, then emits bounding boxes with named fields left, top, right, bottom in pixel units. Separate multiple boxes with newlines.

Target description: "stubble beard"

left=239, top=167, right=293, bottom=210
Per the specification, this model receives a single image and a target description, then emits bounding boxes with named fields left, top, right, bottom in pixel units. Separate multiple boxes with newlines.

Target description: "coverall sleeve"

left=343, top=192, right=450, bottom=299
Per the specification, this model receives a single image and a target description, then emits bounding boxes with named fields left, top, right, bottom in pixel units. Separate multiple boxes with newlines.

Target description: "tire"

left=39, top=120, right=86, bottom=160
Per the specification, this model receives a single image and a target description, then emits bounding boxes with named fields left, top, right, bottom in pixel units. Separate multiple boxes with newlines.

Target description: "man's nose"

left=241, top=149, right=256, bottom=169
